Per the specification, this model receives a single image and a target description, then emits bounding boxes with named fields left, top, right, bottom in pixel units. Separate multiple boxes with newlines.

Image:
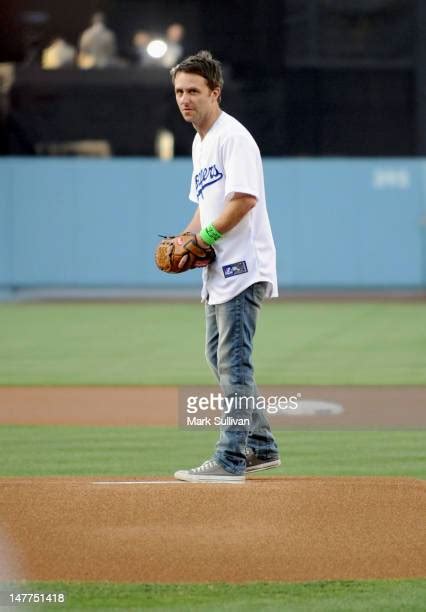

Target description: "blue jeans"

left=205, top=282, right=279, bottom=474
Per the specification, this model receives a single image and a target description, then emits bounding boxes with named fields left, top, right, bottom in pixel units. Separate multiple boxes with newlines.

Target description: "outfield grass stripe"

left=3, top=579, right=425, bottom=611
left=0, top=426, right=424, bottom=478
left=0, top=303, right=425, bottom=385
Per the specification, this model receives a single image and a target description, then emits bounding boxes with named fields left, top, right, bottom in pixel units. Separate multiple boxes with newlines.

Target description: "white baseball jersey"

left=189, top=111, right=278, bottom=305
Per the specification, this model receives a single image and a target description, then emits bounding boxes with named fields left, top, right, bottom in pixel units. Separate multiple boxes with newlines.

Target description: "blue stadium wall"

left=0, top=158, right=425, bottom=295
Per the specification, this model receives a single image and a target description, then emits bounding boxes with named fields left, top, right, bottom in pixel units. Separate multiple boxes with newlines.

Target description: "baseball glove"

left=155, top=232, right=216, bottom=273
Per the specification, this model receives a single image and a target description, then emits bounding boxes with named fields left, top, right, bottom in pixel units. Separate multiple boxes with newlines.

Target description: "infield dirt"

left=0, top=476, right=425, bottom=583
left=0, top=386, right=425, bottom=583
left=0, top=386, right=425, bottom=428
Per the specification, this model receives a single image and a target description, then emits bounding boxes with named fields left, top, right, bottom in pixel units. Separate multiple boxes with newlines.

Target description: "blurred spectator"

left=133, top=30, right=157, bottom=66
left=161, top=23, right=185, bottom=68
left=20, top=10, right=51, bottom=67
left=42, top=37, right=76, bottom=69
left=77, top=12, right=117, bottom=69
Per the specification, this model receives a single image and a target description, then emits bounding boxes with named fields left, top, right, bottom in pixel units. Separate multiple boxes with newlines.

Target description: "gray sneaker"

left=245, top=448, right=281, bottom=473
left=174, top=459, right=245, bottom=483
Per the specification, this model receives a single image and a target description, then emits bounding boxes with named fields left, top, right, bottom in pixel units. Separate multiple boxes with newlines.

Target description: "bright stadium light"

left=147, top=39, right=168, bottom=59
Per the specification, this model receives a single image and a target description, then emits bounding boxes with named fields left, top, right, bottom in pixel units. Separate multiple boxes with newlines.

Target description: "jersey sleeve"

left=188, top=169, right=198, bottom=203
left=221, top=134, right=261, bottom=202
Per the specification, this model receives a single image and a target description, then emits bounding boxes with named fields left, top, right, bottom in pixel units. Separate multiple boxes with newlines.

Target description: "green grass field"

left=0, top=302, right=425, bottom=385
left=0, top=301, right=425, bottom=610
left=3, top=579, right=425, bottom=611
left=0, top=426, right=424, bottom=478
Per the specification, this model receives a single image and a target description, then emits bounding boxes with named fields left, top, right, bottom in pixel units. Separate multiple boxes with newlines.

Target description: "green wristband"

left=199, top=224, right=223, bottom=246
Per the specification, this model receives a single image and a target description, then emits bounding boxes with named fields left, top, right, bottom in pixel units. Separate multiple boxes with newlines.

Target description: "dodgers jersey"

left=189, top=111, right=278, bottom=305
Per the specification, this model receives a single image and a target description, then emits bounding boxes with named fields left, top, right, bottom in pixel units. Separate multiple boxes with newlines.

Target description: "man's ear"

left=211, top=87, right=221, bottom=101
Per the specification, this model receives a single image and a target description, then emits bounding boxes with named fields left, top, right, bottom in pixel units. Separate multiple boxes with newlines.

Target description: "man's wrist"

left=199, top=224, right=223, bottom=246
left=197, top=233, right=209, bottom=247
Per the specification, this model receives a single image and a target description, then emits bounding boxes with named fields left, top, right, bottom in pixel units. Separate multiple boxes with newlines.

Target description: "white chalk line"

left=92, top=480, right=186, bottom=485
left=91, top=480, right=245, bottom=485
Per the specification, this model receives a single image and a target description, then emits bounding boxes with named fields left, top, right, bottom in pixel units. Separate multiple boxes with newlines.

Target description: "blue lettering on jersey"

left=222, top=261, right=248, bottom=278
left=195, top=165, right=224, bottom=198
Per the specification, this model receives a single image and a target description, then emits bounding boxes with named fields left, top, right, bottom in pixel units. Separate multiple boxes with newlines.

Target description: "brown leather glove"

left=155, top=232, right=216, bottom=274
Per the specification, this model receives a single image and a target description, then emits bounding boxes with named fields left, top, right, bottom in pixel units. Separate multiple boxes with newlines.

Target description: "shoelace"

left=194, top=460, right=216, bottom=473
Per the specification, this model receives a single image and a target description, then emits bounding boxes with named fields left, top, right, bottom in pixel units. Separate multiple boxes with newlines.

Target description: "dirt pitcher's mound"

left=0, top=476, right=424, bottom=583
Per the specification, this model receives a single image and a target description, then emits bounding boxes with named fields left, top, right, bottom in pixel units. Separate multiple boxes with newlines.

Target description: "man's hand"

left=155, top=232, right=216, bottom=274
left=196, top=234, right=210, bottom=248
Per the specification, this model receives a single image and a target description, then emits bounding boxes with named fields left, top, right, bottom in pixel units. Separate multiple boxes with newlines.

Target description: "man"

left=161, top=23, right=185, bottom=68
left=171, top=51, right=280, bottom=483
left=42, top=37, right=76, bottom=69
left=78, top=12, right=117, bottom=69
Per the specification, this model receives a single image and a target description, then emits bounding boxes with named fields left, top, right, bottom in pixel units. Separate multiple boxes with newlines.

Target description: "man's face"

left=174, top=72, right=220, bottom=127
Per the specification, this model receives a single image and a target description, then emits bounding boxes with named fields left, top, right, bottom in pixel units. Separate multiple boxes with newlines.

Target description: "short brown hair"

left=170, top=50, right=224, bottom=92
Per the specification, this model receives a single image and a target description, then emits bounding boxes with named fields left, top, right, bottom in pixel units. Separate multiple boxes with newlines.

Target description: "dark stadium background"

left=0, top=0, right=424, bottom=156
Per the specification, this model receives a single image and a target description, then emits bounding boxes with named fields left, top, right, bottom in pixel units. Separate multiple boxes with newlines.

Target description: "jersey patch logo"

left=222, top=261, right=248, bottom=278
left=195, top=164, right=224, bottom=198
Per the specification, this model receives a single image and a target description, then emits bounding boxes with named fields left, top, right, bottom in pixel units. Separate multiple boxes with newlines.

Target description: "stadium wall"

left=0, top=158, right=424, bottom=294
